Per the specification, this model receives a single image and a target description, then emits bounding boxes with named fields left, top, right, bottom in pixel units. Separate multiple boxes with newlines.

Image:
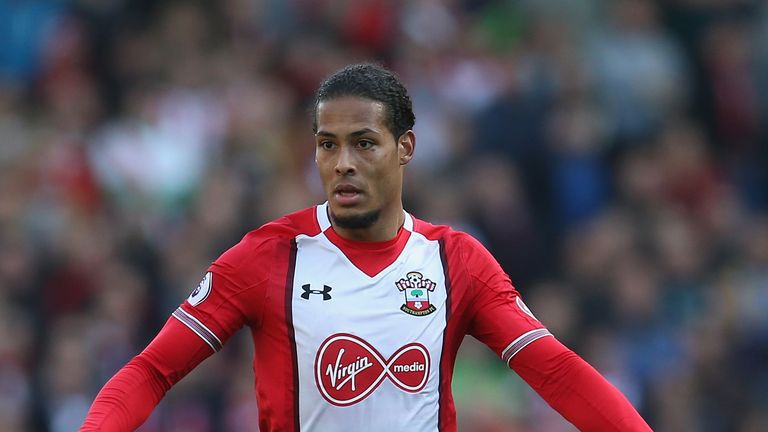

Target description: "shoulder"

left=218, top=206, right=321, bottom=265
left=410, top=215, right=488, bottom=255
left=252, top=205, right=321, bottom=241
left=411, top=214, right=505, bottom=280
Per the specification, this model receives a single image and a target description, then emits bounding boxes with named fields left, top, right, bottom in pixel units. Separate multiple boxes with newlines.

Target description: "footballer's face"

left=315, top=96, right=414, bottom=240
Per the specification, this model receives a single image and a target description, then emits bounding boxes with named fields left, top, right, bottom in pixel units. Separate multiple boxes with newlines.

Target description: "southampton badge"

left=396, top=272, right=437, bottom=316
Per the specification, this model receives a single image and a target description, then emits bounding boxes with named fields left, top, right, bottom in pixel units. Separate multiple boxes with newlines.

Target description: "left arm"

left=510, top=335, right=651, bottom=431
left=455, top=233, right=651, bottom=430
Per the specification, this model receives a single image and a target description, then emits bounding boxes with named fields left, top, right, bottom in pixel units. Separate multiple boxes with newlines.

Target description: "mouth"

left=333, top=184, right=364, bottom=206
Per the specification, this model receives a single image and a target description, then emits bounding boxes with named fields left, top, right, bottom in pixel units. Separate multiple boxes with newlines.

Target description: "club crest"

left=396, top=271, right=437, bottom=316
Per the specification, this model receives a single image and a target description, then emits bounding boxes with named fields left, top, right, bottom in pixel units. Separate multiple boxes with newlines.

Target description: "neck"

left=330, top=204, right=405, bottom=242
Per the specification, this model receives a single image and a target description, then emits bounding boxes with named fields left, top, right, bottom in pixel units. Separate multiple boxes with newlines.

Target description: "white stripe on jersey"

left=501, top=328, right=552, bottom=364
left=172, top=307, right=223, bottom=352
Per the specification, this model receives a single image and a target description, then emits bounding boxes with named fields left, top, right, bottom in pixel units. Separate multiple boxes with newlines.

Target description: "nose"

left=334, top=146, right=356, bottom=176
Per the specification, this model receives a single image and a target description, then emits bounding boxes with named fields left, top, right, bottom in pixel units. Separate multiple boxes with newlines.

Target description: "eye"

left=357, top=139, right=374, bottom=149
left=318, top=140, right=335, bottom=150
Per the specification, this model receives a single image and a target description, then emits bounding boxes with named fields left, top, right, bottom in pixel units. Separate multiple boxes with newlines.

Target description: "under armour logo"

left=301, top=284, right=333, bottom=301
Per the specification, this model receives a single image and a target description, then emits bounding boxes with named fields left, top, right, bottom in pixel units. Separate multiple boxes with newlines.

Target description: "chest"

left=291, top=234, right=447, bottom=346
left=290, top=234, right=448, bottom=407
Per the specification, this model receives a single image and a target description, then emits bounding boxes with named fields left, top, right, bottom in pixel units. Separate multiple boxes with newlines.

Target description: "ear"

left=398, top=130, right=416, bottom=165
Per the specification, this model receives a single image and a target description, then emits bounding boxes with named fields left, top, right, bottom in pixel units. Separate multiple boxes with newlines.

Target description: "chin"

left=330, top=207, right=381, bottom=230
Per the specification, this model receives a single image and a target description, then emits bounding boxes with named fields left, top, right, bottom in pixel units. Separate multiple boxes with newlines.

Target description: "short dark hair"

left=313, top=63, right=415, bottom=139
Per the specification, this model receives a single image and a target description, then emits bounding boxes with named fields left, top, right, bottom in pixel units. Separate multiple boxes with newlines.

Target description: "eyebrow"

left=315, top=128, right=379, bottom=138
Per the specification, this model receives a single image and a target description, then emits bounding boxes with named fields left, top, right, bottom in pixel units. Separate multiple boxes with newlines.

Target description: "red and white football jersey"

left=173, top=203, right=550, bottom=431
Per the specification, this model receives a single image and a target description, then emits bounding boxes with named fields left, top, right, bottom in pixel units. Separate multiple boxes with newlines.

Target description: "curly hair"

left=313, top=63, right=416, bottom=139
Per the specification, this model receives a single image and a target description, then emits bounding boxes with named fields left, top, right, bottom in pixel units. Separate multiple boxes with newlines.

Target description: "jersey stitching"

left=207, top=270, right=269, bottom=328
left=206, top=237, right=281, bottom=329
left=437, top=237, right=451, bottom=432
left=285, top=238, right=301, bottom=432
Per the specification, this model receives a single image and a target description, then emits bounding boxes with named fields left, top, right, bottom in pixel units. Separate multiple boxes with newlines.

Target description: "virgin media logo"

left=314, top=333, right=430, bottom=406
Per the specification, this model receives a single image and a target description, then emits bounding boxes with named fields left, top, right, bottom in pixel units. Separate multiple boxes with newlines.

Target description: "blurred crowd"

left=1, top=0, right=767, bottom=431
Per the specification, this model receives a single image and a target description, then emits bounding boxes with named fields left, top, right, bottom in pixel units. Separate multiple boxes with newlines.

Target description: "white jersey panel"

left=291, top=228, right=446, bottom=432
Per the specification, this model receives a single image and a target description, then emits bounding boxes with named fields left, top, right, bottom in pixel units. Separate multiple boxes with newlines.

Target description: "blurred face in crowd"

left=315, top=96, right=414, bottom=240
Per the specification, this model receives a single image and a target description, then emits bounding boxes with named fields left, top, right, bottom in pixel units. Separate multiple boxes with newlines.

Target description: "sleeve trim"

left=172, top=307, right=223, bottom=353
left=502, top=328, right=552, bottom=364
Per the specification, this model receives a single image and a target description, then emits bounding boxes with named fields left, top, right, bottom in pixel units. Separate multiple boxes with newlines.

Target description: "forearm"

left=511, top=337, right=651, bottom=431
left=80, top=356, right=171, bottom=431
left=81, top=317, right=214, bottom=431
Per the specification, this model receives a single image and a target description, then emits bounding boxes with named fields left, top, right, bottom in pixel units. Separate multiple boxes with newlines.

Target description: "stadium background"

left=1, top=0, right=767, bottom=430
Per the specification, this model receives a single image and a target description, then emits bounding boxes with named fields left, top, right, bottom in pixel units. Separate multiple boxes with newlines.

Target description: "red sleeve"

left=80, top=317, right=213, bottom=431
left=453, top=233, right=650, bottom=429
left=82, top=226, right=289, bottom=431
left=511, top=336, right=652, bottom=431
left=174, top=232, right=275, bottom=350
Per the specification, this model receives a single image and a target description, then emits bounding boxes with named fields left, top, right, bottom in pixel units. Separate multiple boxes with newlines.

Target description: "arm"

left=80, top=317, right=214, bottom=431
left=81, top=231, right=274, bottom=431
left=452, top=233, right=650, bottom=430
left=510, top=336, right=652, bottom=431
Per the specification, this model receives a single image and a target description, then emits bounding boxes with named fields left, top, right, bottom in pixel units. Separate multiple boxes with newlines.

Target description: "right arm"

left=81, top=227, right=282, bottom=431
left=80, top=317, right=214, bottom=431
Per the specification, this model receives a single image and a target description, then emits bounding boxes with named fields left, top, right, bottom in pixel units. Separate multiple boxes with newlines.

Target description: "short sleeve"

left=462, top=235, right=553, bottom=365
left=174, top=232, right=274, bottom=353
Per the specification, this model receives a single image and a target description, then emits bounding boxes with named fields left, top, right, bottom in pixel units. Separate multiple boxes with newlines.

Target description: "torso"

left=178, top=203, right=547, bottom=432
left=290, top=205, right=448, bottom=431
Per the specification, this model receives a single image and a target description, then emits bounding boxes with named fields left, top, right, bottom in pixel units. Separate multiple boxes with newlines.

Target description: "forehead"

left=316, top=97, right=388, bottom=134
